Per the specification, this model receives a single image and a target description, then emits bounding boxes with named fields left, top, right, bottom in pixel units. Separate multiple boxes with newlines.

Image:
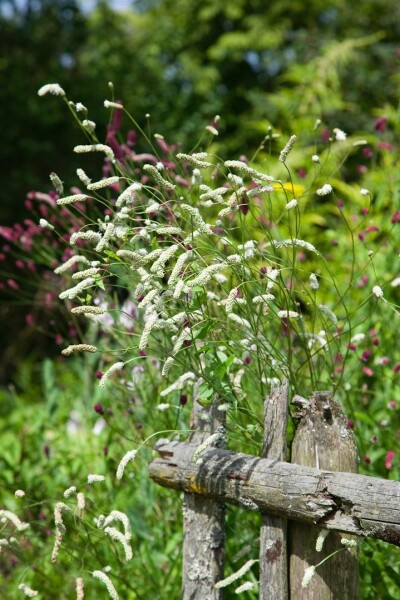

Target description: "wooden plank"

left=260, top=381, right=289, bottom=600
left=149, top=441, right=400, bottom=547
left=289, top=392, right=359, bottom=599
left=182, top=397, right=225, bottom=600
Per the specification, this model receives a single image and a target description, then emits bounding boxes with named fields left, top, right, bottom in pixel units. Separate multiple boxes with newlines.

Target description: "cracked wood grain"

left=290, top=391, right=359, bottom=599
left=260, top=381, right=289, bottom=600
left=182, top=397, right=225, bottom=600
left=149, top=440, right=400, bottom=547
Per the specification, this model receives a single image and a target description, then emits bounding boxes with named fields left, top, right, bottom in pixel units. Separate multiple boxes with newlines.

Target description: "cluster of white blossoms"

left=50, top=129, right=340, bottom=408
left=96, top=510, right=133, bottom=562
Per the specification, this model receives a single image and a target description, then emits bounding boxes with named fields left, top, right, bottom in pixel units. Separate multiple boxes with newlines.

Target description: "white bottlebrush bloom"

left=351, top=333, right=365, bottom=343
left=285, top=199, right=298, bottom=210
left=173, top=279, right=188, bottom=299
left=143, top=164, right=176, bottom=190
left=176, top=152, right=212, bottom=169
left=99, top=362, right=125, bottom=387
left=215, top=559, right=258, bottom=589
left=333, top=127, right=347, bottom=141
left=87, top=176, right=120, bottom=191
left=39, top=216, right=56, bottom=231
left=54, top=255, right=90, bottom=274
left=154, top=226, right=183, bottom=236
left=186, top=263, right=227, bottom=287
left=138, top=312, right=159, bottom=350
left=57, top=193, right=89, bottom=206
left=218, top=205, right=239, bottom=218
left=76, top=168, right=92, bottom=186
left=18, top=583, right=38, bottom=597
left=206, top=125, right=218, bottom=135
left=102, top=511, right=132, bottom=541
left=87, top=474, right=105, bottom=484
left=54, top=502, right=72, bottom=535
left=309, top=273, right=319, bottom=290
left=0, top=510, right=29, bottom=532
left=92, top=571, right=119, bottom=600
left=341, top=538, right=358, bottom=548
left=181, top=204, right=213, bottom=235
left=116, top=450, right=138, bottom=480
left=252, top=294, right=275, bottom=304
left=70, top=231, right=102, bottom=245
left=38, top=83, right=65, bottom=96
left=224, top=160, right=274, bottom=182
left=279, top=134, right=297, bottom=163
left=199, top=185, right=229, bottom=202
left=59, top=277, right=95, bottom=300
left=74, top=144, right=115, bottom=161
left=76, top=577, right=84, bottom=600
left=318, top=304, right=337, bottom=324
left=360, top=188, right=370, bottom=196
left=72, top=267, right=101, bottom=280
left=116, top=249, right=146, bottom=266
left=160, top=372, right=196, bottom=397
left=225, top=288, right=238, bottom=313
left=312, top=154, right=320, bottom=163
left=172, top=327, right=191, bottom=355
left=391, top=276, right=400, bottom=287
left=95, top=223, right=115, bottom=252
left=51, top=530, right=63, bottom=564
left=63, top=486, right=77, bottom=498
left=316, top=184, right=333, bottom=196
left=104, top=100, right=123, bottom=109
left=14, top=489, right=25, bottom=498
left=138, top=288, right=159, bottom=308
left=162, top=357, right=174, bottom=377
left=235, top=581, right=255, bottom=594
left=157, top=403, right=170, bottom=411
left=228, top=313, right=251, bottom=329
left=77, top=492, right=85, bottom=512
left=247, top=185, right=274, bottom=197
left=82, top=119, right=96, bottom=132
left=104, top=527, right=133, bottom=561
left=191, top=428, right=226, bottom=465
left=145, top=202, right=160, bottom=214
left=277, top=310, right=300, bottom=319
left=168, top=250, right=193, bottom=285
left=272, top=239, right=317, bottom=253
left=71, top=306, right=105, bottom=316
left=227, top=173, right=243, bottom=187
left=372, top=285, right=384, bottom=299
left=237, top=239, right=256, bottom=258
left=75, top=102, right=87, bottom=113
left=150, top=244, right=179, bottom=277
left=301, top=566, right=316, bottom=588
left=115, top=182, right=143, bottom=207
left=315, top=529, right=330, bottom=552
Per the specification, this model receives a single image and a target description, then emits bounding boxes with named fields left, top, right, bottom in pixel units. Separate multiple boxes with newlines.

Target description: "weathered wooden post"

left=182, top=397, right=225, bottom=599
left=289, top=391, right=359, bottom=599
left=259, top=381, right=289, bottom=600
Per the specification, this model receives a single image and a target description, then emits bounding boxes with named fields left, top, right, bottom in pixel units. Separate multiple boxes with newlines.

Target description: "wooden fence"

left=149, top=383, right=400, bottom=599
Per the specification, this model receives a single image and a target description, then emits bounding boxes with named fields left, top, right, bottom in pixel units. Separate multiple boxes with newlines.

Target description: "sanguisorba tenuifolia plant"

left=2, top=83, right=399, bottom=598
left=33, top=87, right=399, bottom=455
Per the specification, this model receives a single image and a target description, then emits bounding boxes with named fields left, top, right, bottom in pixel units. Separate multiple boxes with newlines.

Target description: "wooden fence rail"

left=149, top=386, right=400, bottom=598
left=149, top=440, right=400, bottom=545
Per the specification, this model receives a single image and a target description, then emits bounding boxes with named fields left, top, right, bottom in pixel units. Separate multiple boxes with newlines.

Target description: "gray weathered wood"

left=260, top=381, right=289, bottom=600
left=289, top=392, right=359, bottom=599
left=149, top=440, right=400, bottom=547
left=182, top=397, right=225, bottom=600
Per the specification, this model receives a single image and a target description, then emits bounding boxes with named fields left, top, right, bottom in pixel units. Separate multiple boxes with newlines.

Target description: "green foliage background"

left=1, top=0, right=400, bottom=224
left=1, top=0, right=400, bottom=598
